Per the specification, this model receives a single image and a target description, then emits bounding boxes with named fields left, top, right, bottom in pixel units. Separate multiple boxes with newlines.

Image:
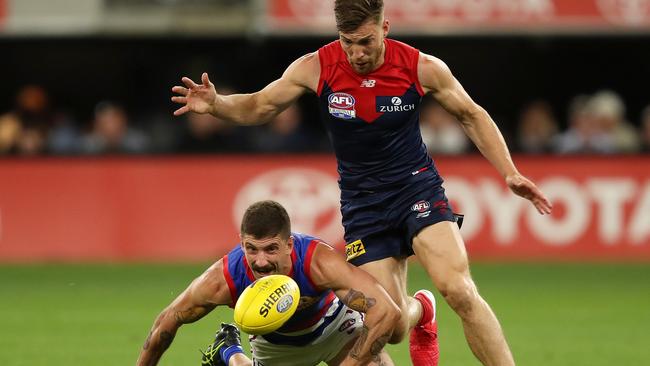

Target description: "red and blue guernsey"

left=317, top=39, right=436, bottom=191
left=222, top=232, right=342, bottom=346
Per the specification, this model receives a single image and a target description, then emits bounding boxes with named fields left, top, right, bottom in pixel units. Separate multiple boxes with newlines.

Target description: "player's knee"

left=438, top=277, right=479, bottom=318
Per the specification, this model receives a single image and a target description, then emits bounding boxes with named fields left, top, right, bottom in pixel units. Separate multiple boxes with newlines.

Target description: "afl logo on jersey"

left=328, top=93, right=356, bottom=120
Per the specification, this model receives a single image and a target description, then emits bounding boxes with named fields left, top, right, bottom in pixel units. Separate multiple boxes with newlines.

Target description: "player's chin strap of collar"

left=453, top=213, right=464, bottom=229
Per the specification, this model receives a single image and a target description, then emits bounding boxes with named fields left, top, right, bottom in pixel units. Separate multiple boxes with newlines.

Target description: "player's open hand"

left=506, top=174, right=552, bottom=215
left=171, top=72, right=218, bottom=116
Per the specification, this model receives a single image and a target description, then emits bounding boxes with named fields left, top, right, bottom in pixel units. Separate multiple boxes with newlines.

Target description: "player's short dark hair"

left=334, top=0, right=384, bottom=33
left=240, top=200, right=291, bottom=240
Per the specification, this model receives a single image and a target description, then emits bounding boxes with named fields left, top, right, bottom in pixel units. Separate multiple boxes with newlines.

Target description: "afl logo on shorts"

left=328, top=93, right=356, bottom=120
left=412, top=200, right=430, bottom=212
left=412, top=200, right=431, bottom=219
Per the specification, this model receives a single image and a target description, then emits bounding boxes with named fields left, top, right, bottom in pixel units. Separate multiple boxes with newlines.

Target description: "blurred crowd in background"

left=1, top=84, right=649, bottom=156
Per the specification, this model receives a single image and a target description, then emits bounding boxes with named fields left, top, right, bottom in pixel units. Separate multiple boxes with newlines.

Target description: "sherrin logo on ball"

left=234, top=274, right=300, bottom=335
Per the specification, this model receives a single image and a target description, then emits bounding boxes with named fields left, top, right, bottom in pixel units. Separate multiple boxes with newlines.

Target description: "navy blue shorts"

left=341, top=170, right=458, bottom=266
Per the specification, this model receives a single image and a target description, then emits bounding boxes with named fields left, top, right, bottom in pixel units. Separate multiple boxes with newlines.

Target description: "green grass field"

left=1, top=262, right=649, bottom=365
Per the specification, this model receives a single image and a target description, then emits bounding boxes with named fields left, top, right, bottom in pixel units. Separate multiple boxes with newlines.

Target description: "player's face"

left=241, top=234, right=293, bottom=279
left=339, top=18, right=389, bottom=75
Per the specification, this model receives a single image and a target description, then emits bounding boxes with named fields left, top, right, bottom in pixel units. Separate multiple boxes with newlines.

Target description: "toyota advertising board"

left=0, top=156, right=648, bottom=262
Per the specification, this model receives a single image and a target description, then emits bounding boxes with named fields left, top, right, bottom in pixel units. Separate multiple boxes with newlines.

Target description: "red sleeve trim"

left=317, top=49, right=327, bottom=96
left=288, top=247, right=297, bottom=278
left=242, top=255, right=256, bottom=282
left=412, top=47, right=425, bottom=96
left=222, top=255, right=238, bottom=308
left=304, top=239, right=320, bottom=290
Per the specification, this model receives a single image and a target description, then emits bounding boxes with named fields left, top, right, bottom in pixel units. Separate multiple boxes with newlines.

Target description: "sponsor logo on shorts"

left=412, top=200, right=431, bottom=212
left=376, top=96, right=416, bottom=113
left=328, top=92, right=356, bottom=119
left=276, top=294, right=294, bottom=313
left=412, top=200, right=431, bottom=219
left=345, top=239, right=366, bottom=261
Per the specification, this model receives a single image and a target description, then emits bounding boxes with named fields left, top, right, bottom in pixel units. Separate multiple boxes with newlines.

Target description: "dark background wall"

left=2, top=35, right=649, bottom=139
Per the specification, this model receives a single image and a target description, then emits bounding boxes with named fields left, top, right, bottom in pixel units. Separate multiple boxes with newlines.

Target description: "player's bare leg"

left=360, top=257, right=439, bottom=366
left=359, top=257, right=421, bottom=343
left=413, top=221, right=515, bottom=366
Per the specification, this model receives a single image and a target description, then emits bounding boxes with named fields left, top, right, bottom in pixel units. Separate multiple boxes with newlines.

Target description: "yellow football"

left=233, top=274, right=300, bottom=335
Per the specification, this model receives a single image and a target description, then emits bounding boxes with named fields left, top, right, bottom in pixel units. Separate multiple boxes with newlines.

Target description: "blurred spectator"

left=587, top=90, right=640, bottom=153
left=0, top=85, right=77, bottom=155
left=419, top=100, right=469, bottom=155
left=641, top=106, right=650, bottom=152
left=553, top=94, right=616, bottom=154
left=177, top=86, right=250, bottom=153
left=0, top=113, right=21, bottom=154
left=145, top=111, right=182, bottom=153
left=178, top=112, right=250, bottom=153
left=80, top=101, right=150, bottom=154
left=516, top=100, right=559, bottom=154
left=249, top=104, right=317, bottom=153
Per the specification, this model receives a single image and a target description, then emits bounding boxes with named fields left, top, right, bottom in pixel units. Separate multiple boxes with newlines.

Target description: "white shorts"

left=249, top=301, right=364, bottom=366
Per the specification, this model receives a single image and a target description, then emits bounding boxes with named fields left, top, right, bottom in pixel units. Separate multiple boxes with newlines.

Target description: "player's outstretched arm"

left=171, top=52, right=319, bottom=125
left=136, top=260, right=232, bottom=366
left=308, top=243, right=401, bottom=366
left=418, top=52, right=552, bottom=215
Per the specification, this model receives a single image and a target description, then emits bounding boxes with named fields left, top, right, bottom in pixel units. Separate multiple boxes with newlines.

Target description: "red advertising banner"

left=265, top=0, right=650, bottom=33
left=0, top=0, right=6, bottom=27
left=0, top=156, right=649, bottom=262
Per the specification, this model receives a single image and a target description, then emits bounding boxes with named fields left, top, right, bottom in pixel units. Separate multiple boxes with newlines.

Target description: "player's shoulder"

left=292, top=232, right=332, bottom=250
left=284, top=51, right=321, bottom=92
left=417, top=52, right=453, bottom=93
left=317, top=40, right=343, bottom=62
left=418, top=52, right=449, bottom=72
left=385, top=38, right=420, bottom=67
left=190, top=258, right=232, bottom=305
left=387, top=38, right=418, bottom=52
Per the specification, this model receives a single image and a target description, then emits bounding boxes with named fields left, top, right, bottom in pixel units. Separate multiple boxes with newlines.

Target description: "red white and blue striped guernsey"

left=222, top=232, right=342, bottom=346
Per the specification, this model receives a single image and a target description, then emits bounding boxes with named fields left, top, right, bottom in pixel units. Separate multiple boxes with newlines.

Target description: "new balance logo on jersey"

left=360, top=79, right=376, bottom=88
left=376, top=96, right=416, bottom=113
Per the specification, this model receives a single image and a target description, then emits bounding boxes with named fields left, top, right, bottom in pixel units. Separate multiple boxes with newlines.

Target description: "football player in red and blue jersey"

left=137, top=201, right=400, bottom=366
left=171, top=1, right=552, bottom=365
